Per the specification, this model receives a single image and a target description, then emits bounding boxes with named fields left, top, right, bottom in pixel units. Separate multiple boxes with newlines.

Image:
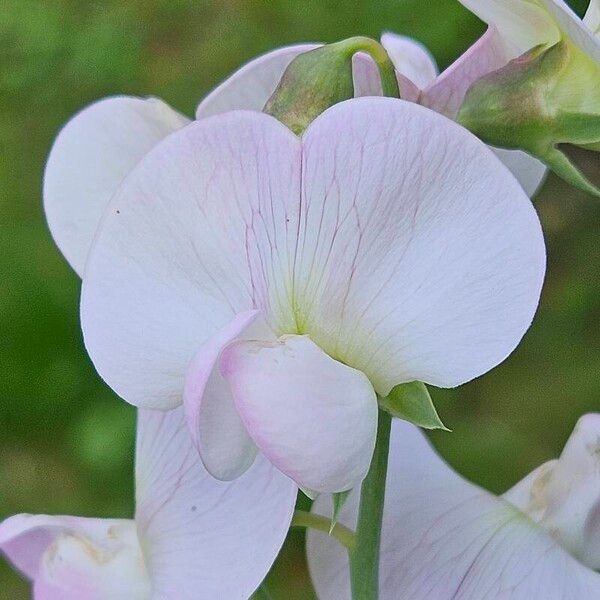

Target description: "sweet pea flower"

left=0, top=408, right=296, bottom=599
left=68, top=92, right=546, bottom=498
left=308, top=414, right=600, bottom=599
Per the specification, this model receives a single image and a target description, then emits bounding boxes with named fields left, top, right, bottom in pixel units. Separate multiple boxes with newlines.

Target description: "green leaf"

left=379, top=381, right=450, bottom=431
left=330, top=489, right=351, bottom=533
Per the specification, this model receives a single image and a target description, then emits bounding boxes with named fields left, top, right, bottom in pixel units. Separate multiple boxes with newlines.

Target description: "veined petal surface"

left=82, top=98, right=545, bottom=411
left=44, top=96, right=189, bottom=275
left=135, top=407, right=297, bottom=600
left=308, top=419, right=600, bottom=599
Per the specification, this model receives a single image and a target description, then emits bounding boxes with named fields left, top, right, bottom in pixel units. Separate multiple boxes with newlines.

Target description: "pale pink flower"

left=0, top=408, right=296, bottom=599
left=308, top=414, right=600, bottom=599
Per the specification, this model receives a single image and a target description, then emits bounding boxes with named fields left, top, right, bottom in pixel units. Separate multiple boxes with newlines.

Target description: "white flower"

left=308, top=414, right=600, bottom=599
left=0, top=408, right=296, bottom=599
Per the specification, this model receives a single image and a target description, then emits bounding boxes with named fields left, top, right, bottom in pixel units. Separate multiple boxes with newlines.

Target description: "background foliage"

left=0, top=0, right=597, bottom=597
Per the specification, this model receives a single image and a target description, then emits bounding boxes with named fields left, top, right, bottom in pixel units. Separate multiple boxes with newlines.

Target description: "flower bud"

left=264, top=37, right=399, bottom=135
left=458, top=41, right=600, bottom=197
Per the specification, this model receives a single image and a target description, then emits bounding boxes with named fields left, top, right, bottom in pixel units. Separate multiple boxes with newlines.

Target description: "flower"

left=72, top=94, right=545, bottom=496
left=197, top=36, right=548, bottom=197
left=452, top=1, right=600, bottom=194
left=0, top=408, right=296, bottom=599
left=307, top=414, right=600, bottom=599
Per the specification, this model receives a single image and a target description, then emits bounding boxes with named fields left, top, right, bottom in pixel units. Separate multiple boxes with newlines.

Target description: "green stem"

left=291, top=510, right=356, bottom=550
left=349, top=409, right=392, bottom=600
left=338, top=36, right=400, bottom=98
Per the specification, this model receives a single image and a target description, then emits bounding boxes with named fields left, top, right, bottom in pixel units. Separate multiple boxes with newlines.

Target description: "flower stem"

left=349, top=409, right=392, bottom=600
left=291, top=510, right=356, bottom=550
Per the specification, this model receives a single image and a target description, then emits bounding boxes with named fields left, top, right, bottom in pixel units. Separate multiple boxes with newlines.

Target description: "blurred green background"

left=0, top=0, right=598, bottom=597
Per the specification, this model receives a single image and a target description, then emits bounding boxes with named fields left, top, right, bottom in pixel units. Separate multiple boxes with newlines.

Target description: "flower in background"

left=308, top=414, right=600, bottom=599
left=0, top=408, right=296, bottom=599
left=73, top=95, right=545, bottom=497
left=196, top=36, right=548, bottom=197
left=453, top=0, right=600, bottom=194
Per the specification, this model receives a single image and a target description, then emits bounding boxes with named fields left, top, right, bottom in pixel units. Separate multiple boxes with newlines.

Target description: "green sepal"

left=264, top=43, right=354, bottom=135
left=457, top=41, right=600, bottom=197
left=538, top=144, right=600, bottom=197
left=264, top=36, right=399, bottom=135
left=379, top=381, right=449, bottom=431
left=330, top=490, right=351, bottom=534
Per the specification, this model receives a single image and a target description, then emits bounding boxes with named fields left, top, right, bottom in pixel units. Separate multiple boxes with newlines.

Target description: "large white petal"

left=298, top=98, right=545, bottom=392
left=458, top=0, right=560, bottom=56
left=135, top=407, right=297, bottom=600
left=0, top=515, right=150, bottom=599
left=308, top=419, right=600, bottom=599
left=83, top=99, right=544, bottom=412
left=220, top=334, right=378, bottom=493
left=44, top=96, right=189, bottom=276
left=196, top=44, right=319, bottom=119
left=81, top=111, right=301, bottom=409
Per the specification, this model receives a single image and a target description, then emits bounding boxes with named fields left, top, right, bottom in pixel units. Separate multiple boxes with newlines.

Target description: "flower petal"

left=135, top=407, right=297, bottom=599
left=0, top=515, right=150, bottom=599
left=81, top=110, right=301, bottom=409
left=458, top=0, right=560, bottom=56
left=44, top=96, right=189, bottom=276
left=585, top=0, right=600, bottom=35
left=196, top=44, right=319, bottom=119
left=220, top=334, right=378, bottom=493
left=540, top=0, right=600, bottom=62
left=298, top=97, right=545, bottom=392
left=380, top=32, right=438, bottom=89
left=307, top=419, right=600, bottom=599
left=422, top=26, right=509, bottom=119
left=183, top=310, right=269, bottom=480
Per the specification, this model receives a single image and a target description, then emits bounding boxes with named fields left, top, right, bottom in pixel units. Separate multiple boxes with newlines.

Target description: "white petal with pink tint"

left=183, top=309, right=268, bottom=480
left=81, top=111, right=301, bottom=410
left=422, top=26, right=508, bottom=119
left=44, top=96, right=189, bottom=275
left=196, top=44, right=319, bottom=118
left=135, top=407, right=297, bottom=599
left=307, top=419, right=600, bottom=599
left=82, top=98, right=545, bottom=416
left=220, top=334, right=377, bottom=493
left=298, top=98, right=545, bottom=393
left=0, top=515, right=150, bottom=599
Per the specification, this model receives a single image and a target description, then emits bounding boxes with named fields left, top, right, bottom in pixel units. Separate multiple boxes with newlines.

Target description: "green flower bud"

left=458, top=41, right=600, bottom=197
left=264, top=37, right=399, bottom=135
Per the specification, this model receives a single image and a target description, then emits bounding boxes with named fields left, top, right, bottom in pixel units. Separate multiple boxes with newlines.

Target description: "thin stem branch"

left=291, top=510, right=356, bottom=550
left=349, top=409, right=392, bottom=600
